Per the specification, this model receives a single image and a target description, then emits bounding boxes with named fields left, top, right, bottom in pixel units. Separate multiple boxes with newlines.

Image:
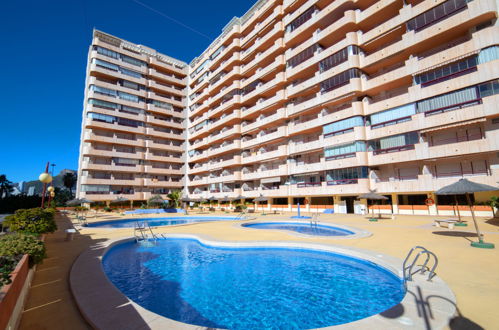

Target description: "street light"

left=39, top=162, right=53, bottom=208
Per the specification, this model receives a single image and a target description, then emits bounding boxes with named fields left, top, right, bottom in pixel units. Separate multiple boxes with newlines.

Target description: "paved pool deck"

left=18, top=211, right=499, bottom=329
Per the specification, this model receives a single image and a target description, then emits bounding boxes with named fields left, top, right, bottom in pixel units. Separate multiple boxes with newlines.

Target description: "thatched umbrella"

left=254, top=194, right=269, bottom=212
left=358, top=190, right=388, bottom=221
left=67, top=199, right=82, bottom=206
left=79, top=198, right=94, bottom=204
left=111, top=196, right=129, bottom=203
left=435, top=179, right=498, bottom=249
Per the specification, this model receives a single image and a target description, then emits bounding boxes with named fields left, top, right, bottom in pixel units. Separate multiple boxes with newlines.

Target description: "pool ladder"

left=403, top=246, right=438, bottom=285
left=134, top=221, right=166, bottom=242
left=310, top=213, right=319, bottom=226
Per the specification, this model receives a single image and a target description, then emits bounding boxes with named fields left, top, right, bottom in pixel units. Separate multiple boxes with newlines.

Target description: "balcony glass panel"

left=370, top=104, right=416, bottom=129
left=323, top=116, right=364, bottom=137
left=286, top=5, right=317, bottom=33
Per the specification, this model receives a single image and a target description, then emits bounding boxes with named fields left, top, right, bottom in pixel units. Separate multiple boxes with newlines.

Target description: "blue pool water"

left=103, top=239, right=405, bottom=329
left=85, top=216, right=239, bottom=228
left=242, top=222, right=355, bottom=236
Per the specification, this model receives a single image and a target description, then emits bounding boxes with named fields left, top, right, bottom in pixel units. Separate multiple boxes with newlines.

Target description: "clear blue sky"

left=0, top=0, right=253, bottom=182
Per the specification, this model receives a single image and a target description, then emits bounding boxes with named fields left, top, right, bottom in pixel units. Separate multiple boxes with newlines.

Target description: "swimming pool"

left=103, top=238, right=405, bottom=329
left=85, top=216, right=239, bottom=228
left=242, top=221, right=355, bottom=236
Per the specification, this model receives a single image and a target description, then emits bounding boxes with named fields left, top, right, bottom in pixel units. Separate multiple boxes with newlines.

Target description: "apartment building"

left=78, top=0, right=499, bottom=214
left=76, top=30, right=187, bottom=203
left=185, top=0, right=499, bottom=214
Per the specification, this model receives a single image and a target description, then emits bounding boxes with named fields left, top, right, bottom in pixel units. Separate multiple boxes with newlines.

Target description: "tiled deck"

left=18, top=211, right=499, bottom=329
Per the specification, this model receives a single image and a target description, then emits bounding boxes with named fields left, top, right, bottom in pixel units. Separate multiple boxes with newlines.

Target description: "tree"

left=0, top=175, right=14, bottom=199
left=62, top=172, right=77, bottom=198
left=167, top=190, right=182, bottom=209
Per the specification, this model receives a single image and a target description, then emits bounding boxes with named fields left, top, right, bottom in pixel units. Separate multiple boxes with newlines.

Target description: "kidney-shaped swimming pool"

left=103, top=238, right=405, bottom=329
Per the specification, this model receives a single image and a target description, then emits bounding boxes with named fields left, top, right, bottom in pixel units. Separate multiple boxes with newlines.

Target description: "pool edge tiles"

left=70, top=234, right=457, bottom=330
left=239, top=221, right=372, bottom=239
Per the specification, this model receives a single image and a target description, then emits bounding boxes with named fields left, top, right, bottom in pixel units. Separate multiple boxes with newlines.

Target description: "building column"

left=287, top=196, right=293, bottom=212
left=427, top=192, right=437, bottom=215
left=333, top=195, right=341, bottom=213
left=391, top=193, right=399, bottom=215
left=305, top=196, right=311, bottom=212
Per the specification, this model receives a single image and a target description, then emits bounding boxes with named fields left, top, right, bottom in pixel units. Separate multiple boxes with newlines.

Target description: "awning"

left=412, top=49, right=480, bottom=76
left=261, top=177, right=281, bottom=183
left=420, top=118, right=486, bottom=134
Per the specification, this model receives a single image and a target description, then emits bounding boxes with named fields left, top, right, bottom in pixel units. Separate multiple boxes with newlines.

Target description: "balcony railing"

left=371, top=116, right=412, bottom=130
left=297, top=182, right=322, bottom=188
left=325, top=152, right=356, bottom=161
left=326, top=179, right=359, bottom=185
left=372, top=144, right=415, bottom=155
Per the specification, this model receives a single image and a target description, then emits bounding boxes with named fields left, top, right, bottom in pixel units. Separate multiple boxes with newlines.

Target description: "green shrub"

left=103, top=206, right=112, bottom=212
left=4, top=207, right=57, bottom=235
left=0, top=255, right=21, bottom=286
left=0, top=233, right=46, bottom=267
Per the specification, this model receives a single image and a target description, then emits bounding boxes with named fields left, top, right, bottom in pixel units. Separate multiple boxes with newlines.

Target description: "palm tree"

left=0, top=174, right=14, bottom=199
left=62, top=172, right=77, bottom=198
left=167, top=190, right=182, bottom=208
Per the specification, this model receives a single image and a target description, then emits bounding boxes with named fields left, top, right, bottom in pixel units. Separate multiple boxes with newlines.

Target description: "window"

left=88, top=98, right=118, bottom=110
left=118, top=91, right=139, bottom=103
left=326, top=167, right=368, bottom=184
left=120, top=105, right=143, bottom=115
left=324, top=141, right=366, bottom=160
left=478, top=46, right=499, bottom=64
left=320, top=69, right=362, bottom=94
left=121, top=80, right=140, bottom=90
left=406, top=0, right=469, bottom=32
left=81, top=185, right=110, bottom=193
left=323, top=116, right=364, bottom=137
left=319, top=46, right=359, bottom=73
left=93, top=58, right=119, bottom=71
left=210, top=45, right=225, bottom=60
left=478, top=79, right=499, bottom=97
left=414, top=56, right=477, bottom=87
left=89, top=85, right=116, bottom=97
left=96, top=46, right=119, bottom=59
left=121, top=54, right=146, bottom=67
left=120, top=67, right=142, bottom=78
left=370, top=103, right=416, bottom=128
left=369, top=132, right=419, bottom=154
left=416, top=86, right=479, bottom=115
left=287, top=44, right=321, bottom=68
left=152, top=100, right=173, bottom=110
left=286, top=6, right=317, bottom=33
left=87, top=112, right=115, bottom=123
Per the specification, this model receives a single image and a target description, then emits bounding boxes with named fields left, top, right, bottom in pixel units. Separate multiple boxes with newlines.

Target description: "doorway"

left=341, top=196, right=356, bottom=214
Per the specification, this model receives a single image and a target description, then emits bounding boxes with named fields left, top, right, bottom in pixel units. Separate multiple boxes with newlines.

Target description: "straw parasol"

left=254, top=194, right=269, bottom=212
left=110, top=196, right=129, bottom=204
left=66, top=199, right=82, bottom=206
left=358, top=190, right=388, bottom=221
left=435, top=179, right=498, bottom=249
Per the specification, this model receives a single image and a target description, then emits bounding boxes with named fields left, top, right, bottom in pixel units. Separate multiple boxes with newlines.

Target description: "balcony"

left=242, top=108, right=286, bottom=133
left=288, top=179, right=370, bottom=195
left=84, top=132, right=146, bottom=148
left=241, top=90, right=285, bottom=118
left=149, top=68, right=185, bottom=86
left=241, top=164, right=288, bottom=181
left=241, top=126, right=288, bottom=149
left=207, top=140, right=241, bottom=157
left=82, top=146, right=144, bottom=160
left=207, top=125, right=242, bottom=144
left=79, top=192, right=144, bottom=201
left=144, top=165, right=183, bottom=175
left=242, top=145, right=288, bottom=164
left=288, top=137, right=323, bottom=155
left=208, top=155, right=242, bottom=170
left=80, top=161, right=144, bottom=173
left=143, top=179, right=183, bottom=188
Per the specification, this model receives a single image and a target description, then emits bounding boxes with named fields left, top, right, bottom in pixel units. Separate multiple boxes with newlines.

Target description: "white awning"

left=420, top=118, right=486, bottom=134
left=261, top=177, right=281, bottom=183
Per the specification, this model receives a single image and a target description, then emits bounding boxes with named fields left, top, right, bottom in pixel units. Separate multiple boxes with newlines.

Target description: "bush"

left=5, top=207, right=57, bottom=235
left=0, top=255, right=22, bottom=286
left=0, top=233, right=46, bottom=267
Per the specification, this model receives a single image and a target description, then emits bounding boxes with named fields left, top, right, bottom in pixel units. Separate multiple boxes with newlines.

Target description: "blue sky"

left=0, top=0, right=253, bottom=182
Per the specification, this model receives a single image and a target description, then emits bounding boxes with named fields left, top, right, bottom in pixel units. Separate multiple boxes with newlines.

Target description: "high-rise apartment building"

left=78, top=0, right=499, bottom=214
left=76, top=30, right=187, bottom=203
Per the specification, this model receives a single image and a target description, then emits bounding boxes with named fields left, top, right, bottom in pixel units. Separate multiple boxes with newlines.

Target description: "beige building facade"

left=78, top=0, right=499, bottom=214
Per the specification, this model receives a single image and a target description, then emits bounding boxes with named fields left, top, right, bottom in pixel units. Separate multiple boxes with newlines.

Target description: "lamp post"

left=39, top=162, right=53, bottom=208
